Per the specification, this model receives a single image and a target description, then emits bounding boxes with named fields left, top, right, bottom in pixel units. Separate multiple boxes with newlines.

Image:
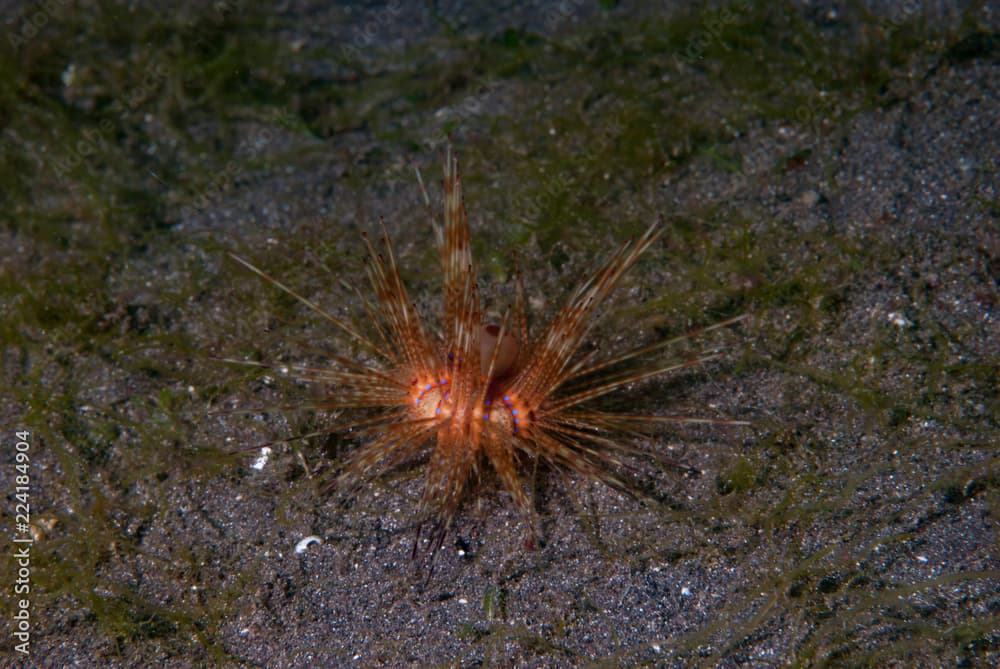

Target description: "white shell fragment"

left=294, top=535, right=323, bottom=554
left=887, top=311, right=912, bottom=328
left=250, top=446, right=272, bottom=471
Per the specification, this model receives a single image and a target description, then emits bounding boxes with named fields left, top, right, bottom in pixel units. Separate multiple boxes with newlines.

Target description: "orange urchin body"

left=230, top=146, right=744, bottom=546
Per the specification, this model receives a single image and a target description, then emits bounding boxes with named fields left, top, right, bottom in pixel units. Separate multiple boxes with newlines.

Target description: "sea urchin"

left=229, top=146, right=745, bottom=549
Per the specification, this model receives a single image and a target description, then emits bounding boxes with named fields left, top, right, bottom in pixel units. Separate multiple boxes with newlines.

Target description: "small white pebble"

left=916, top=555, right=928, bottom=563
left=458, top=598, right=468, bottom=605
left=62, top=63, right=77, bottom=86
left=887, top=312, right=912, bottom=328
left=251, top=446, right=272, bottom=470
left=681, top=586, right=692, bottom=597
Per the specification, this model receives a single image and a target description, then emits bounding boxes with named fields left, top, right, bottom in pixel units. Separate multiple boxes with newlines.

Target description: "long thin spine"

left=229, top=252, right=391, bottom=361
left=509, top=222, right=662, bottom=404
left=543, top=352, right=723, bottom=414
